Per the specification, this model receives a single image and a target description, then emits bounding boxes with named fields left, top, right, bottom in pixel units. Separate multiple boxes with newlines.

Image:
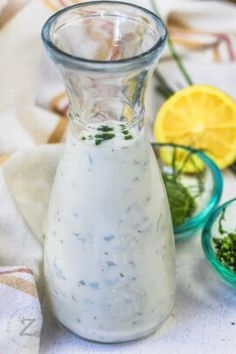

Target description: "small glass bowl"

left=152, top=143, right=223, bottom=241
left=202, top=198, right=236, bottom=287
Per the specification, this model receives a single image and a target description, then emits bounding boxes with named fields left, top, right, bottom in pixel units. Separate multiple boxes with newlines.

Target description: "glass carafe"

left=42, top=1, right=175, bottom=343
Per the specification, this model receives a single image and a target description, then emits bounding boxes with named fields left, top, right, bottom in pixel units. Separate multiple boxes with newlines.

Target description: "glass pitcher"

left=42, top=1, right=175, bottom=343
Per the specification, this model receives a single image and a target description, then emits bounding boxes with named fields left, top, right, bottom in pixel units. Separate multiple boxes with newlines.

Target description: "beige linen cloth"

left=0, top=1, right=236, bottom=353
left=0, top=266, right=42, bottom=354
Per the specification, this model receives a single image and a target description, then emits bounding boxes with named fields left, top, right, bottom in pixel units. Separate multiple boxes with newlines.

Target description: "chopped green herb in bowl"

left=202, top=198, right=236, bottom=287
left=213, top=233, right=236, bottom=274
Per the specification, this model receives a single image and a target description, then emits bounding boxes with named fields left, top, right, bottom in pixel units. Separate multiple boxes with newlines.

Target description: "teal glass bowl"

left=202, top=198, right=236, bottom=288
left=152, top=143, right=223, bottom=241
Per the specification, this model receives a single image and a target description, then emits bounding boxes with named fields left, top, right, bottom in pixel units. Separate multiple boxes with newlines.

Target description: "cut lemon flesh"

left=154, top=85, right=236, bottom=169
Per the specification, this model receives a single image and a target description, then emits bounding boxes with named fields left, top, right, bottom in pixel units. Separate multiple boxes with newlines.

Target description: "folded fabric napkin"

left=0, top=0, right=64, bottom=161
left=0, top=266, right=42, bottom=354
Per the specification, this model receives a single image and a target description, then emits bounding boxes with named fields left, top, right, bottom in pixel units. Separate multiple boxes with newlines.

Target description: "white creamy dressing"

left=44, top=121, right=175, bottom=343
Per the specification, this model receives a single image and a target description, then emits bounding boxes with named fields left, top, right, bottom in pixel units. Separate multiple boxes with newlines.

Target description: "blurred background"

left=0, top=0, right=235, bottom=160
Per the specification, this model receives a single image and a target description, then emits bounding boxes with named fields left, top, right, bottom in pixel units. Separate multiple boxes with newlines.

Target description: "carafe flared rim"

left=41, top=1, right=167, bottom=72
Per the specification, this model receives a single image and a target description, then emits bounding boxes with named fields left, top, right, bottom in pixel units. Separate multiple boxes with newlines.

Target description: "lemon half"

left=154, top=85, right=236, bottom=169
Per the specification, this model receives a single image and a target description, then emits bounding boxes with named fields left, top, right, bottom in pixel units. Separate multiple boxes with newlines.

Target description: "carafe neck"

left=59, top=65, right=153, bottom=131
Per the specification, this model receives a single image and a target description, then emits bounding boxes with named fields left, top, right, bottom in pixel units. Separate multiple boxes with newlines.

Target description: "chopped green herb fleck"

left=95, top=133, right=115, bottom=140
left=97, top=125, right=114, bottom=132
left=124, top=135, right=133, bottom=140
left=107, top=261, right=116, bottom=266
left=81, top=137, right=86, bottom=140
left=104, top=234, right=115, bottom=241
left=213, top=231, right=236, bottom=273
left=95, top=139, right=103, bottom=146
left=94, top=132, right=115, bottom=145
left=122, top=130, right=129, bottom=135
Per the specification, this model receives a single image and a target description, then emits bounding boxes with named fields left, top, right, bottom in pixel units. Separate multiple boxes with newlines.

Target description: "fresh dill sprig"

left=157, top=145, right=204, bottom=227
left=150, top=0, right=193, bottom=99
left=154, top=70, right=175, bottom=99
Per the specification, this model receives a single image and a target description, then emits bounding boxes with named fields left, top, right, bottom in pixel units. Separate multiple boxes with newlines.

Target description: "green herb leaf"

left=158, top=145, right=204, bottom=227
left=122, top=130, right=129, bottom=135
left=95, top=133, right=115, bottom=140
left=124, top=135, right=133, bottom=140
left=97, top=125, right=114, bottom=132
left=95, top=139, right=103, bottom=145
left=163, top=175, right=196, bottom=227
left=94, top=131, right=115, bottom=145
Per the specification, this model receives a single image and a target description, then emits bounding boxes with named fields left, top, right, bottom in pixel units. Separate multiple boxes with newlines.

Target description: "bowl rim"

left=152, top=143, right=223, bottom=235
left=201, top=198, right=236, bottom=281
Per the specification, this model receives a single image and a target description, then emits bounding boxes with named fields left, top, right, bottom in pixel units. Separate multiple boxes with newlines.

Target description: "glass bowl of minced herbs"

left=202, top=198, right=236, bottom=287
left=152, top=143, right=223, bottom=241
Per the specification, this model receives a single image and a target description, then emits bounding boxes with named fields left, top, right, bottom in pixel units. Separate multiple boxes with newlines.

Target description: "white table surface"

left=40, top=171, right=236, bottom=354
